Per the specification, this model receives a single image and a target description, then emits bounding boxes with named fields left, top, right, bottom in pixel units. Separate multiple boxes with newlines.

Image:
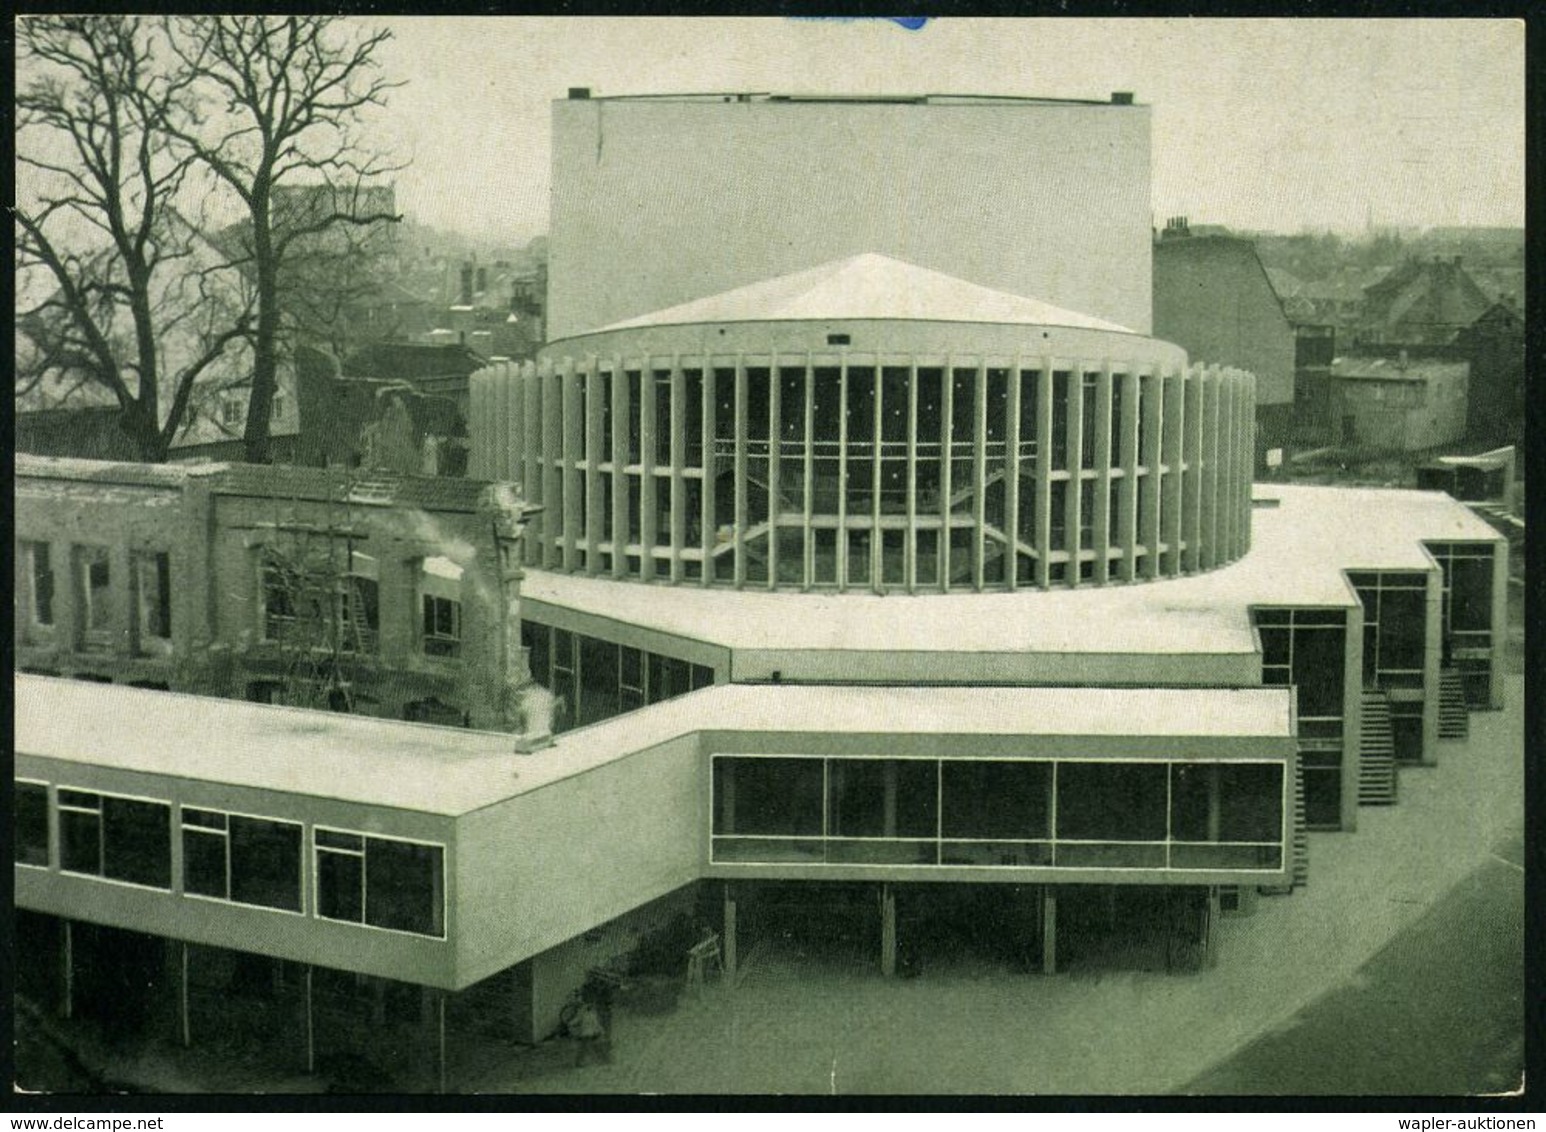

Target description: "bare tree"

left=163, top=16, right=403, bottom=464
left=15, top=16, right=253, bottom=462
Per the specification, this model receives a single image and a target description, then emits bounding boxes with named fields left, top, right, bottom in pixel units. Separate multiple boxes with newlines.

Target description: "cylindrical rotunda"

left=471, top=254, right=1255, bottom=593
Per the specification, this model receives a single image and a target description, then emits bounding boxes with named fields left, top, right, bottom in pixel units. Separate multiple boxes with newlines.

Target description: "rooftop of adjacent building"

left=583, top=253, right=1135, bottom=338
left=13, top=453, right=518, bottom=515
left=14, top=676, right=1291, bottom=818
left=523, top=483, right=1501, bottom=659
left=562, top=89, right=1142, bottom=107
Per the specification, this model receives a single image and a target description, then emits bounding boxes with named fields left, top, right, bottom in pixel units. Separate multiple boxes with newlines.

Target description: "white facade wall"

left=548, top=97, right=1153, bottom=340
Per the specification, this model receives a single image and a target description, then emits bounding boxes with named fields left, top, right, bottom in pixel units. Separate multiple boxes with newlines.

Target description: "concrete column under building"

left=1422, top=566, right=1444, bottom=763
left=1205, top=888, right=1221, bottom=968
left=60, top=918, right=73, bottom=1020
left=722, top=883, right=738, bottom=984
left=178, top=941, right=191, bottom=1048
left=1041, top=888, right=1057, bottom=976
left=1342, top=601, right=1364, bottom=832
left=1489, top=540, right=1509, bottom=709
left=304, top=965, right=316, bottom=1074
left=880, top=883, right=897, bottom=977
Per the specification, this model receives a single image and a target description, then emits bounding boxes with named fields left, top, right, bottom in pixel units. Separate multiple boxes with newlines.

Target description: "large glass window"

left=713, top=757, right=823, bottom=836
left=710, top=756, right=1284, bottom=872
left=1057, top=763, right=1167, bottom=842
left=103, top=796, right=171, bottom=888
left=59, top=789, right=102, bottom=875
left=316, top=829, right=445, bottom=938
left=182, top=809, right=302, bottom=911
left=827, top=759, right=937, bottom=838
left=229, top=816, right=302, bottom=911
left=58, top=790, right=170, bottom=889
left=941, top=760, right=1050, bottom=840
left=15, top=782, right=49, bottom=867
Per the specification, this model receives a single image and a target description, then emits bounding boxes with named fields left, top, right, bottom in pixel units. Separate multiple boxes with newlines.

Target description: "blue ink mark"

left=791, top=17, right=930, bottom=30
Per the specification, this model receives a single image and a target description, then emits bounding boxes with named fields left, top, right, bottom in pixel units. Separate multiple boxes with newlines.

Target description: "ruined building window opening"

left=76, top=545, right=113, bottom=646
left=133, top=550, right=173, bottom=655
left=420, top=556, right=463, bottom=659
left=22, top=541, right=55, bottom=628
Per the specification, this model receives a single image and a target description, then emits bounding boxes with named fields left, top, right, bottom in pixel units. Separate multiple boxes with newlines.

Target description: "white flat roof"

left=524, top=484, right=1502, bottom=656
left=15, top=678, right=1289, bottom=818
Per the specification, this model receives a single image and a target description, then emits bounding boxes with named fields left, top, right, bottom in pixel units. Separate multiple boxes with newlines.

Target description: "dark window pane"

left=1378, top=588, right=1427, bottom=671
left=578, top=634, right=620, bottom=726
left=102, top=797, right=170, bottom=888
left=316, top=829, right=364, bottom=851
left=229, top=817, right=301, bottom=911
left=524, top=622, right=551, bottom=687
left=318, top=850, right=364, bottom=922
left=1217, top=764, right=1284, bottom=842
left=15, top=783, right=49, bottom=867
left=1259, top=625, right=1290, bottom=668
left=941, top=761, right=1050, bottom=840
left=182, top=831, right=227, bottom=898
left=1057, top=762, right=1167, bottom=842
left=1169, top=764, right=1214, bottom=842
left=1304, top=767, right=1342, bottom=828
left=366, top=839, right=444, bottom=937
left=60, top=810, right=101, bottom=875
left=713, top=757, right=823, bottom=836
left=1295, top=625, right=1346, bottom=718
left=1450, top=555, right=1493, bottom=632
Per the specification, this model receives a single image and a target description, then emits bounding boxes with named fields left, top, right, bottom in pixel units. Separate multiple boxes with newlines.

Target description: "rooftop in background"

left=593, top=253, right=1134, bottom=336
left=1330, top=356, right=1469, bottom=383
left=14, top=677, right=1289, bottom=818
left=522, top=483, right=1500, bottom=659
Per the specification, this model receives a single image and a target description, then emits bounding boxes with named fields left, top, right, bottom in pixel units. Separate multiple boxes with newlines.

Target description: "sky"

left=368, top=17, right=1526, bottom=243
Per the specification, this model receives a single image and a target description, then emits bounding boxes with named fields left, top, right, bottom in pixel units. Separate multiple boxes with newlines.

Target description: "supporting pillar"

left=1489, top=539, right=1509, bottom=709
left=1041, top=889, right=1057, bottom=976
left=179, top=941, right=191, bottom=1048
left=437, top=991, right=447, bottom=1095
left=1205, top=888, right=1221, bottom=969
left=880, top=884, right=897, bottom=978
left=304, top=965, right=316, bottom=1075
left=722, top=883, right=738, bottom=985
left=61, top=919, right=74, bottom=1020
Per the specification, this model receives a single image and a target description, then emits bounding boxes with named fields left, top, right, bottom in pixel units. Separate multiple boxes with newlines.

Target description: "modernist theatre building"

left=12, top=91, right=1511, bottom=1085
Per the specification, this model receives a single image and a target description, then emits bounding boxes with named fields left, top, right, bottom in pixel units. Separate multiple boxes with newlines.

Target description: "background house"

left=1152, top=218, right=1297, bottom=459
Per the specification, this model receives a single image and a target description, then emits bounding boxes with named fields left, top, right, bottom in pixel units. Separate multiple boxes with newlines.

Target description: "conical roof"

left=596, top=253, right=1133, bottom=334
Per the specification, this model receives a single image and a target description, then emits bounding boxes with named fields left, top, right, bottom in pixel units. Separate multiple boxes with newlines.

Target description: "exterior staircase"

left=1438, top=668, right=1470, bottom=740
left=1358, top=690, right=1399, bottom=805
left=1290, top=759, right=1310, bottom=888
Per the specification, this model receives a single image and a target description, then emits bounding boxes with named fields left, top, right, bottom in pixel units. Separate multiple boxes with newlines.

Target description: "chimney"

left=476, top=266, right=488, bottom=296
left=1111, top=91, right=1134, bottom=105
left=459, top=263, right=473, bottom=306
